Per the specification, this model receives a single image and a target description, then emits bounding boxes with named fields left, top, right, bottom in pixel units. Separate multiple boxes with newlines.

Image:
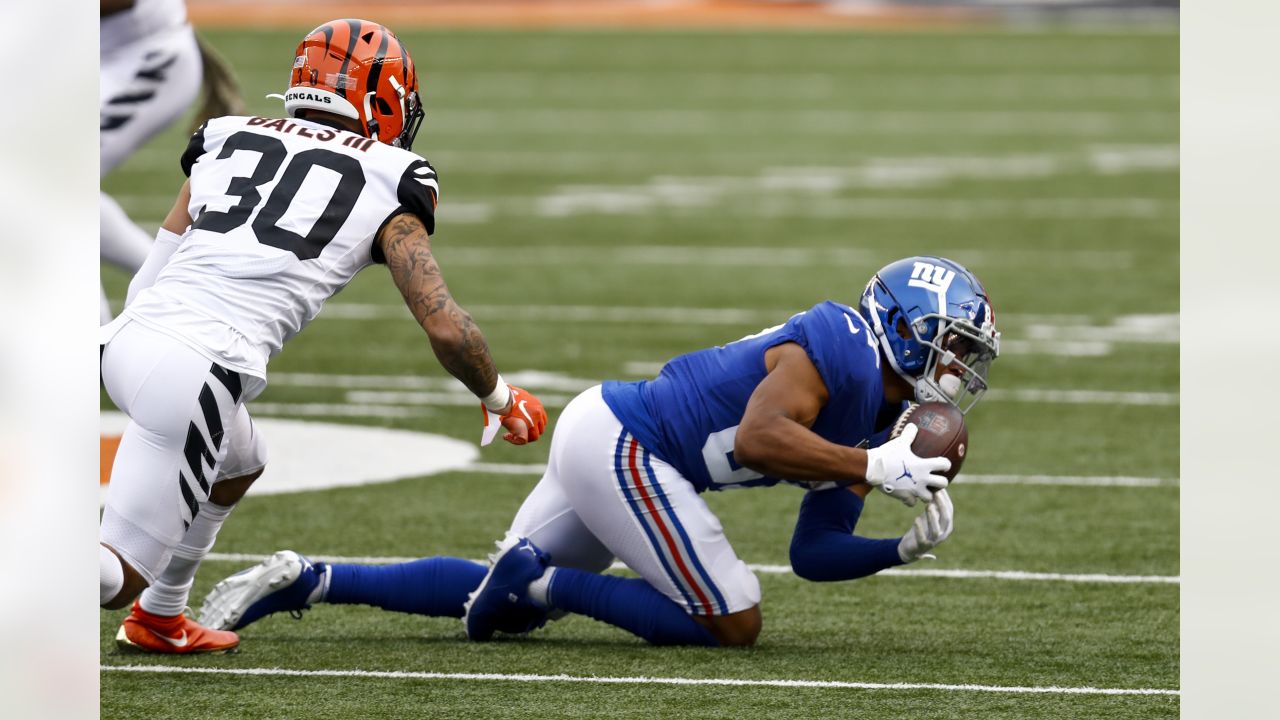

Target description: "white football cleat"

left=198, top=550, right=323, bottom=631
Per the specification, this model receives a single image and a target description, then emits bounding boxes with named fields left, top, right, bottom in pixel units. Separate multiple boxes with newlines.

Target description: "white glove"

left=897, top=489, right=955, bottom=563
left=863, top=424, right=951, bottom=507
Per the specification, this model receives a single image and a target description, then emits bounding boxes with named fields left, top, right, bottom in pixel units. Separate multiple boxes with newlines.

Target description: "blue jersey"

left=602, top=301, right=902, bottom=493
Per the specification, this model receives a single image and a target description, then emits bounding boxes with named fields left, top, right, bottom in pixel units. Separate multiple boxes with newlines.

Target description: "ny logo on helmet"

left=907, top=262, right=955, bottom=294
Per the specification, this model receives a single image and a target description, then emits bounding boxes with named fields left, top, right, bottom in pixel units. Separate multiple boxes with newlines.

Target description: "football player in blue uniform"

left=200, top=256, right=999, bottom=647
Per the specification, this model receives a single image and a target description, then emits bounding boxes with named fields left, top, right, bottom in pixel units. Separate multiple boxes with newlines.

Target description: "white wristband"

left=481, top=375, right=512, bottom=413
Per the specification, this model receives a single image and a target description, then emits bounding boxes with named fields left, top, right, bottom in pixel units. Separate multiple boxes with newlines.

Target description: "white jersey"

left=101, top=0, right=188, bottom=55
left=122, top=115, right=439, bottom=387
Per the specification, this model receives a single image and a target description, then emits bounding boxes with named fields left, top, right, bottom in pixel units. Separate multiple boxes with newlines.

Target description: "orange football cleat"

left=115, top=601, right=240, bottom=654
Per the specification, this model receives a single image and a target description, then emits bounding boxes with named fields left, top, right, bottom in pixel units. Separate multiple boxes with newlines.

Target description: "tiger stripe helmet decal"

left=283, top=19, right=424, bottom=150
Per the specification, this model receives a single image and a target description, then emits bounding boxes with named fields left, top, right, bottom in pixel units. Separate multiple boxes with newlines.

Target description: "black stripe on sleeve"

left=180, top=121, right=209, bottom=177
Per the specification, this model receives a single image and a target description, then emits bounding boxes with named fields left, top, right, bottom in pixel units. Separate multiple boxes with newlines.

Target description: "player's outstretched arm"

left=377, top=212, right=547, bottom=444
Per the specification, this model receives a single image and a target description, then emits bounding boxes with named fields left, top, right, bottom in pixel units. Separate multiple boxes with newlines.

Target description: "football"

left=891, top=402, right=968, bottom=481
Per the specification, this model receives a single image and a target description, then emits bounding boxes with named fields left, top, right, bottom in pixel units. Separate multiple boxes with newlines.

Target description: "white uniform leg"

left=215, top=404, right=267, bottom=483
left=138, top=402, right=266, bottom=616
left=100, top=320, right=245, bottom=585
left=100, top=24, right=201, bottom=176
left=509, top=474, right=613, bottom=574
left=101, top=284, right=114, bottom=325
left=100, top=23, right=200, bottom=323
left=546, top=386, right=761, bottom=616
left=101, top=192, right=155, bottom=273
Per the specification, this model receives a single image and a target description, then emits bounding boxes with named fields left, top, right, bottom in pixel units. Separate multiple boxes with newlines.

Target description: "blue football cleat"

left=463, top=534, right=550, bottom=641
left=198, top=550, right=326, bottom=631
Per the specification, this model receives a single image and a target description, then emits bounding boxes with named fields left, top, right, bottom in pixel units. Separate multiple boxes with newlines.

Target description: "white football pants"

left=100, top=319, right=266, bottom=584
left=509, top=385, right=761, bottom=616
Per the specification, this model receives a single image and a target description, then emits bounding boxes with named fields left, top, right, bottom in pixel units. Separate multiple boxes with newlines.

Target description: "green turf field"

left=100, top=28, right=1179, bottom=719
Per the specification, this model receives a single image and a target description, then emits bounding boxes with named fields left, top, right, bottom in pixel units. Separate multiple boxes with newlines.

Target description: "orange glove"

left=480, top=385, right=548, bottom=446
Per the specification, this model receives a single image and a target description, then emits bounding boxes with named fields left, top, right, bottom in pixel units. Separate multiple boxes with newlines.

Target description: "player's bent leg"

left=511, top=472, right=615, bottom=575
left=208, top=461, right=617, bottom=636
left=201, top=554, right=495, bottom=631
left=100, top=321, right=249, bottom=652
left=463, top=392, right=619, bottom=641
left=137, top=406, right=264, bottom=618
left=531, top=564, right=719, bottom=646
left=469, top=386, right=757, bottom=647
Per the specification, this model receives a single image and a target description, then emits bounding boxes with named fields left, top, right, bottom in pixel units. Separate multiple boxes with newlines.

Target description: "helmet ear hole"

left=374, top=97, right=393, bottom=115
left=895, top=317, right=912, bottom=340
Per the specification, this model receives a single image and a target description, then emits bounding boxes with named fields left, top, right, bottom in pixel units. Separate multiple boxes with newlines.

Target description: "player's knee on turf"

left=699, top=605, right=762, bottom=647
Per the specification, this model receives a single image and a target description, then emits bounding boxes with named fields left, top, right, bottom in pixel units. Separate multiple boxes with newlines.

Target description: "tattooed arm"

left=377, top=212, right=508, bottom=409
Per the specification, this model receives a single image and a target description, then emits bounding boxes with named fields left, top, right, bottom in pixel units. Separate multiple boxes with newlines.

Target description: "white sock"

left=526, top=567, right=556, bottom=609
left=100, top=545, right=124, bottom=606
left=140, top=502, right=234, bottom=617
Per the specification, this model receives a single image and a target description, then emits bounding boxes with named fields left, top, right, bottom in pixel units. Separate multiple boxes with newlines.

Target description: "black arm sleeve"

left=179, top=122, right=209, bottom=177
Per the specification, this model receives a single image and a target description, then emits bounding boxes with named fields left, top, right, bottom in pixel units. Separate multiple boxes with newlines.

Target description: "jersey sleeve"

left=179, top=121, right=209, bottom=177
left=396, top=158, right=438, bottom=235
left=785, top=301, right=881, bottom=402
left=371, top=157, right=439, bottom=264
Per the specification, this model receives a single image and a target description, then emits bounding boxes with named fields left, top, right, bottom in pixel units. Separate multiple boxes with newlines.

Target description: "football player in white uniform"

left=98, top=19, right=549, bottom=654
left=101, top=0, right=243, bottom=323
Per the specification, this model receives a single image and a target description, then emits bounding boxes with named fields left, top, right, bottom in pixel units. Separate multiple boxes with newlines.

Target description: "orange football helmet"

left=282, top=19, right=424, bottom=150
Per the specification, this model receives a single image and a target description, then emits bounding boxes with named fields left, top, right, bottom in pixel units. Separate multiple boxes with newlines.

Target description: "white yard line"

left=409, top=109, right=1177, bottom=136
left=462, top=464, right=1179, bottom=488
left=297, top=305, right=1179, bottom=362
left=267, top=391, right=1175, bottom=413
left=954, top=474, right=1177, bottom=487
left=246, top=403, right=437, bottom=419
left=202, top=552, right=1178, bottom=586
left=317, top=303, right=1176, bottom=332
left=983, top=388, right=1178, bottom=406
left=321, top=302, right=769, bottom=324
left=430, top=245, right=1139, bottom=270
left=99, top=664, right=1179, bottom=696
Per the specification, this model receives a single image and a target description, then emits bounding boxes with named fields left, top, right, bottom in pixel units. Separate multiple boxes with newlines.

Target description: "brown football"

left=890, top=402, right=968, bottom=481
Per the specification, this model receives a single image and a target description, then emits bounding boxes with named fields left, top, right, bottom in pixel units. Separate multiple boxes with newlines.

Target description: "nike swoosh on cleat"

left=156, top=630, right=189, bottom=648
